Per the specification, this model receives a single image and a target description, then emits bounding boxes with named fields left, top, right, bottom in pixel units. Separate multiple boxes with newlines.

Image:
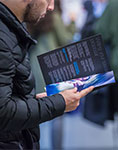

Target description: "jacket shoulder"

left=0, top=20, right=17, bottom=49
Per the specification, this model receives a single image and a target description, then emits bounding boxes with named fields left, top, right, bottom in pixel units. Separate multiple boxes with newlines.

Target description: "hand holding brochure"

left=37, top=34, right=116, bottom=96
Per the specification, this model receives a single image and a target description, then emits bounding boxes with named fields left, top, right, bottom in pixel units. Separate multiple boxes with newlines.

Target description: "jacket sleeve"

left=0, top=39, right=65, bottom=132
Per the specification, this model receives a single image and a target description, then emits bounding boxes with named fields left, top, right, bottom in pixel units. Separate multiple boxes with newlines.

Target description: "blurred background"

left=27, top=0, right=118, bottom=149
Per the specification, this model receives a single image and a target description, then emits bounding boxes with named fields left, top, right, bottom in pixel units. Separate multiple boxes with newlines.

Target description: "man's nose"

left=47, top=0, right=54, bottom=11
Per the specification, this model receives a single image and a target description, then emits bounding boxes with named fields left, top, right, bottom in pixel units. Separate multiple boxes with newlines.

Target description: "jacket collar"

left=0, top=2, right=37, bottom=45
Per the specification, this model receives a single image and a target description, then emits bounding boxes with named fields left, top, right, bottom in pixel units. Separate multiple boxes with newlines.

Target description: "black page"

left=37, top=34, right=111, bottom=85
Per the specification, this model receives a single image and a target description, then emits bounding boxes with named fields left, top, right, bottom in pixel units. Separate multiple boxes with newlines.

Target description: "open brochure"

left=37, top=34, right=116, bottom=96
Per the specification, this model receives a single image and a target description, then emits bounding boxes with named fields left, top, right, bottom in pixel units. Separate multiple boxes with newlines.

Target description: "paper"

left=37, top=34, right=116, bottom=96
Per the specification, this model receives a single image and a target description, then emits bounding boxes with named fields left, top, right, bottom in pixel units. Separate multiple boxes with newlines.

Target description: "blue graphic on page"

left=46, top=71, right=115, bottom=96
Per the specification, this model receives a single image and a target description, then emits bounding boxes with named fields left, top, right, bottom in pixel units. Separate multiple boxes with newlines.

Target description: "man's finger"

left=77, top=86, right=94, bottom=98
left=36, top=92, right=47, bottom=98
left=70, top=87, right=78, bottom=93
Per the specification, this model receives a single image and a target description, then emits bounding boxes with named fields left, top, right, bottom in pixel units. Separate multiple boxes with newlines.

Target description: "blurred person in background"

left=79, top=0, right=114, bottom=126
left=80, top=0, right=96, bottom=39
left=94, top=0, right=118, bottom=120
left=0, top=0, right=94, bottom=149
left=80, top=0, right=108, bottom=39
left=79, top=0, right=118, bottom=133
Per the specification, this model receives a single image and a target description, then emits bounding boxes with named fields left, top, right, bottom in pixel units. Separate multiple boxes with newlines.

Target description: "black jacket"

left=0, top=2, right=65, bottom=149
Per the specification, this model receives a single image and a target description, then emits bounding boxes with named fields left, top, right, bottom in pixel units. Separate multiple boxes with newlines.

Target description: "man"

left=0, top=0, right=94, bottom=149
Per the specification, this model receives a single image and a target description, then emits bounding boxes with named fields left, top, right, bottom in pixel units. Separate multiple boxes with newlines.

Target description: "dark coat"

left=0, top=2, right=65, bottom=149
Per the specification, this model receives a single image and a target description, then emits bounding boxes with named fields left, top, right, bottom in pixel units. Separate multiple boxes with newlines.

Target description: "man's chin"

left=24, top=17, right=41, bottom=24
left=33, top=17, right=46, bottom=25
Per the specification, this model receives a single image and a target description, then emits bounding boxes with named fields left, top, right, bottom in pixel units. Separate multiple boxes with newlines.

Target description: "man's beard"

left=23, top=2, right=40, bottom=24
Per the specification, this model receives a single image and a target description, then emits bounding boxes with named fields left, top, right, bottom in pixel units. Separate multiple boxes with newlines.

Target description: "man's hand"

left=60, top=86, right=94, bottom=112
left=36, top=92, right=47, bottom=99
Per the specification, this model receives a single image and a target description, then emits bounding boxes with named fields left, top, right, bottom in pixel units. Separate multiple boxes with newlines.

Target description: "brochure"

left=37, top=34, right=116, bottom=96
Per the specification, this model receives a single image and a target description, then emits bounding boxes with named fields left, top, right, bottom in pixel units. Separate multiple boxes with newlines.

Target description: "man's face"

left=23, top=0, right=54, bottom=24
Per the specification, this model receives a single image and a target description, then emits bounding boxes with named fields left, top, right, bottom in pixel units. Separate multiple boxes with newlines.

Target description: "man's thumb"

left=71, top=87, right=78, bottom=93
